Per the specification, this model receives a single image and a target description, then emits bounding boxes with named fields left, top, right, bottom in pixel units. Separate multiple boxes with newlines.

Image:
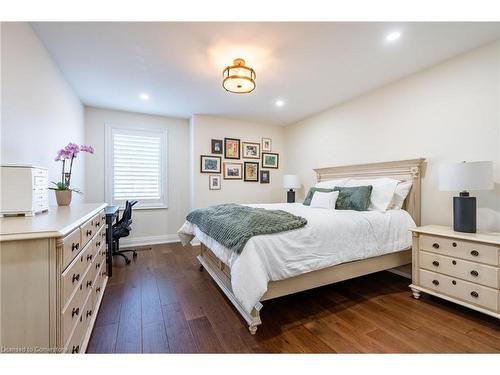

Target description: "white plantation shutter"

left=105, top=125, right=167, bottom=208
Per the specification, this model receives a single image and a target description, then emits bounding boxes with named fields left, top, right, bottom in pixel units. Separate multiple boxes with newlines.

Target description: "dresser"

left=0, top=203, right=108, bottom=353
left=410, top=225, right=500, bottom=320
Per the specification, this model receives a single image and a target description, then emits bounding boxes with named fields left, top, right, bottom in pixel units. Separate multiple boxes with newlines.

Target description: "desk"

left=105, top=205, right=119, bottom=277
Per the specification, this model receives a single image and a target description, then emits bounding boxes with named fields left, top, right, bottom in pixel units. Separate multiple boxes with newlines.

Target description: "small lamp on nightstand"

left=283, top=175, right=301, bottom=203
left=439, top=161, right=493, bottom=233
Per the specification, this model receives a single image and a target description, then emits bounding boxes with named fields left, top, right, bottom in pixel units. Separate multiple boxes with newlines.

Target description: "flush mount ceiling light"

left=386, top=31, right=402, bottom=42
left=222, top=58, right=256, bottom=94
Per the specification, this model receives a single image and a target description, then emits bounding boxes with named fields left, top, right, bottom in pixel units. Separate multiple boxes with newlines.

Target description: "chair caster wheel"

left=125, top=259, right=131, bottom=265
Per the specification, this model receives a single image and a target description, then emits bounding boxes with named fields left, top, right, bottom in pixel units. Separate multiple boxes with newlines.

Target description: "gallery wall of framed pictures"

left=200, top=136, right=278, bottom=190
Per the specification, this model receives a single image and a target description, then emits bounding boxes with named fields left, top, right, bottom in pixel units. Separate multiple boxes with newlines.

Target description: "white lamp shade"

left=439, top=161, right=493, bottom=192
left=283, top=174, right=301, bottom=189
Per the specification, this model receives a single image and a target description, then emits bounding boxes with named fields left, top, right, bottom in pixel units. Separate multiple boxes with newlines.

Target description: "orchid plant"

left=50, top=142, right=94, bottom=193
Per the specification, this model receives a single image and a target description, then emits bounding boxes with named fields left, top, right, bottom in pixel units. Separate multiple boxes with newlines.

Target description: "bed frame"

left=197, top=158, right=425, bottom=334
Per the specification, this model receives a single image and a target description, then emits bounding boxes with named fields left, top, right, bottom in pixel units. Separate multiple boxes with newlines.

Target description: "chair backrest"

left=119, top=200, right=138, bottom=226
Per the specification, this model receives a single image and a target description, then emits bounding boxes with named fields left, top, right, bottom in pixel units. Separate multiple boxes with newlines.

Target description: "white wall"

left=190, top=115, right=287, bottom=209
left=84, top=106, right=190, bottom=243
left=285, top=41, right=500, bottom=232
left=1, top=23, right=85, bottom=204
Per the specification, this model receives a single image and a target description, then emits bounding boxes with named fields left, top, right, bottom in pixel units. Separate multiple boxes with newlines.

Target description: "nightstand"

left=410, top=225, right=500, bottom=320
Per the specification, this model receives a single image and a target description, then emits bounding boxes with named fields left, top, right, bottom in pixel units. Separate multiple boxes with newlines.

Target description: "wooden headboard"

left=314, top=159, right=425, bottom=226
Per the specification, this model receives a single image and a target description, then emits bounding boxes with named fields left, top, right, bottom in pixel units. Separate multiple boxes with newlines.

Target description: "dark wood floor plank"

left=87, top=244, right=500, bottom=354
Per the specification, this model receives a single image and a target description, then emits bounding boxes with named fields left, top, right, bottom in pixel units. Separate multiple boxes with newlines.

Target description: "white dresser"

left=0, top=203, right=108, bottom=353
left=0, top=165, right=49, bottom=216
left=410, top=225, right=500, bottom=320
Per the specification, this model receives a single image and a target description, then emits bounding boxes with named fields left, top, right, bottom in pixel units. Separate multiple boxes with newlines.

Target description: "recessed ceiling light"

left=385, top=31, right=402, bottom=43
left=139, top=93, right=150, bottom=101
left=275, top=99, right=285, bottom=107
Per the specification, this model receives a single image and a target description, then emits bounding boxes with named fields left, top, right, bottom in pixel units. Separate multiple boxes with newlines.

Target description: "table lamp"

left=439, top=161, right=493, bottom=233
left=283, top=175, right=301, bottom=203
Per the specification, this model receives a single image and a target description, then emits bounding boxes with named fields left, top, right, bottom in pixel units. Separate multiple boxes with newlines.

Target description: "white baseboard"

left=120, top=234, right=180, bottom=248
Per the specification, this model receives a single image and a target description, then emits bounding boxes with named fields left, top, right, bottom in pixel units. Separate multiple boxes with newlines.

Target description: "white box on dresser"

left=410, top=225, right=500, bottom=321
left=0, top=165, right=49, bottom=217
left=0, top=203, right=108, bottom=353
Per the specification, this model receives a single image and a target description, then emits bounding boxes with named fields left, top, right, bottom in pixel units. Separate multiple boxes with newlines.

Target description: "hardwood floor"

left=87, top=243, right=500, bottom=353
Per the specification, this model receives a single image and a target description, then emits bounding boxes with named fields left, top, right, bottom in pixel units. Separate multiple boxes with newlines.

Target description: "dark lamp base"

left=287, top=189, right=296, bottom=203
left=453, top=195, right=476, bottom=233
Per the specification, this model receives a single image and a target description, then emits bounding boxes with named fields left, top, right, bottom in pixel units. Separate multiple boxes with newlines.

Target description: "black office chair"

left=112, top=200, right=138, bottom=265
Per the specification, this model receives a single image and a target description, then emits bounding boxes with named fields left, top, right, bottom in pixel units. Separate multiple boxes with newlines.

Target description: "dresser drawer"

left=420, top=234, right=499, bottom=266
left=80, top=215, right=98, bottom=247
left=62, top=228, right=82, bottom=270
left=92, top=264, right=106, bottom=310
left=420, top=251, right=499, bottom=288
left=65, top=313, right=85, bottom=354
left=419, top=269, right=499, bottom=311
left=61, top=240, right=93, bottom=307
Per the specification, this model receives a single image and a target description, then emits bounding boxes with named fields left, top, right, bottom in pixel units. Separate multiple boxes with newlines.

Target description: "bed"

left=179, top=158, right=425, bottom=334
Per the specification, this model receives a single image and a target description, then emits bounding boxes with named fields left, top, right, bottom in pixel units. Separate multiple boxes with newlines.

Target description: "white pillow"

left=314, top=178, right=348, bottom=189
left=344, top=177, right=399, bottom=211
left=390, top=181, right=413, bottom=210
left=310, top=191, right=339, bottom=209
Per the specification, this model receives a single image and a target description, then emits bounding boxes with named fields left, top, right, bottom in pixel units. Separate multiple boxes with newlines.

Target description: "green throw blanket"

left=186, top=203, right=307, bottom=254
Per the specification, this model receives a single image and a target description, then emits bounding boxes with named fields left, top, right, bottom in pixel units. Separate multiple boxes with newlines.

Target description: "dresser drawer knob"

left=71, top=345, right=80, bottom=354
left=432, top=261, right=439, bottom=267
left=452, top=280, right=457, bottom=285
left=470, top=291, right=479, bottom=298
left=72, top=307, right=80, bottom=317
left=95, top=222, right=100, bottom=227
left=71, top=243, right=79, bottom=252
left=432, top=243, right=440, bottom=249
left=432, top=279, right=439, bottom=286
left=470, top=250, right=479, bottom=257
left=86, top=280, right=93, bottom=288
left=86, top=310, right=93, bottom=318
left=470, top=270, right=479, bottom=277
left=96, top=287, right=101, bottom=293
left=86, top=230, right=92, bottom=236
left=96, top=262, right=101, bottom=269
left=72, top=274, right=80, bottom=283
left=87, top=254, right=93, bottom=262
left=452, top=242, right=457, bottom=247
left=96, top=241, right=101, bottom=247
left=452, top=260, right=457, bottom=265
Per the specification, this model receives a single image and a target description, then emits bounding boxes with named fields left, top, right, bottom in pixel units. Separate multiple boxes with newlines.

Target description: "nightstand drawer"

left=420, top=234, right=499, bottom=266
left=420, top=269, right=499, bottom=311
left=62, top=228, right=82, bottom=271
left=420, top=251, right=499, bottom=288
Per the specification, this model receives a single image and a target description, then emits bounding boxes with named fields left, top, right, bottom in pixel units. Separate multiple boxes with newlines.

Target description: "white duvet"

left=178, top=203, right=415, bottom=314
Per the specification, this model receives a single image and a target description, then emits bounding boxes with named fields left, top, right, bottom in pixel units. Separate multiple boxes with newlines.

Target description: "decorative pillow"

left=310, top=191, right=339, bottom=209
left=344, top=178, right=399, bottom=211
left=303, top=187, right=334, bottom=206
left=333, top=186, right=373, bottom=211
left=389, top=181, right=413, bottom=210
left=314, top=178, right=349, bottom=189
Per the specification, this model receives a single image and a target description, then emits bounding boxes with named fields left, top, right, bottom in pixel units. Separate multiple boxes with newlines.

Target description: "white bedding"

left=178, top=203, right=416, bottom=314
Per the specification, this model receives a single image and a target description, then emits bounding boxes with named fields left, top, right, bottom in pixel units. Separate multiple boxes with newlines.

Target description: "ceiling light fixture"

left=275, top=99, right=285, bottom=107
left=222, top=58, right=256, bottom=94
left=385, top=31, right=402, bottom=42
left=139, top=93, right=150, bottom=101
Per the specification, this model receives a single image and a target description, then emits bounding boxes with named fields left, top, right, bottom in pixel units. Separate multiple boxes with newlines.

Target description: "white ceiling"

left=31, top=22, right=500, bottom=126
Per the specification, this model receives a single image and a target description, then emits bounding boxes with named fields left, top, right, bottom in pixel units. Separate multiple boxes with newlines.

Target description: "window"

left=105, top=124, right=167, bottom=209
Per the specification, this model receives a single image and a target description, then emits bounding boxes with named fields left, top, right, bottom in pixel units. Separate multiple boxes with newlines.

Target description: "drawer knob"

left=470, top=291, right=479, bottom=298
left=95, top=222, right=100, bottom=227
left=452, top=280, right=457, bottom=285
left=86, top=230, right=92, bottom=236
left=86, top=310, right=93, bottom=317
left=96, top=263, right=101, bottom=269
left=71, top=243, right=79, bottom=252
left=86, top=280, right=93, bottom=288
left=72, top=307, right=80, bottom=317
left=96, top=287, right=101, bottom=293
left=96, top=241, right=101, bottom=247
left=470, top=270, right=479, bottom=277
left=452, top=242, right=457, bottom=247
left=71, top=345, right=80, bottom=354
left=72, top=274, right=80, bottom=283
left=432, top=261, right=439, bottom=267
left=432, top=279, right=439, bottom=286
left=470, top=250, right=479, bottom=257
left=87, top=254, right=93, bottom=262
left=452, top=260, right=457, bottom=265
left=432, top=243, right=440, bottom=249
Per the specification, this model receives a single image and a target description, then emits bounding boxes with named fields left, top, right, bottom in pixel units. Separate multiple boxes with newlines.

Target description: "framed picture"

left=244, top=162, right=259, bottom=182
left=262, top=138, right=272, bottom=152
left=200, top=155, right=221, bottom=173
left=209, top=175, right=221, bottom=190
left=223, top=162, right=243, bottom=180
left=260, top=170, right=270, bottom=184
left=224, top=138, right=240, bottom=159
left=261, top=152, right=279, bottom=169
left=242, top=142, right=260, bottom=159
left=211, top=139, right=223, bottom=154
